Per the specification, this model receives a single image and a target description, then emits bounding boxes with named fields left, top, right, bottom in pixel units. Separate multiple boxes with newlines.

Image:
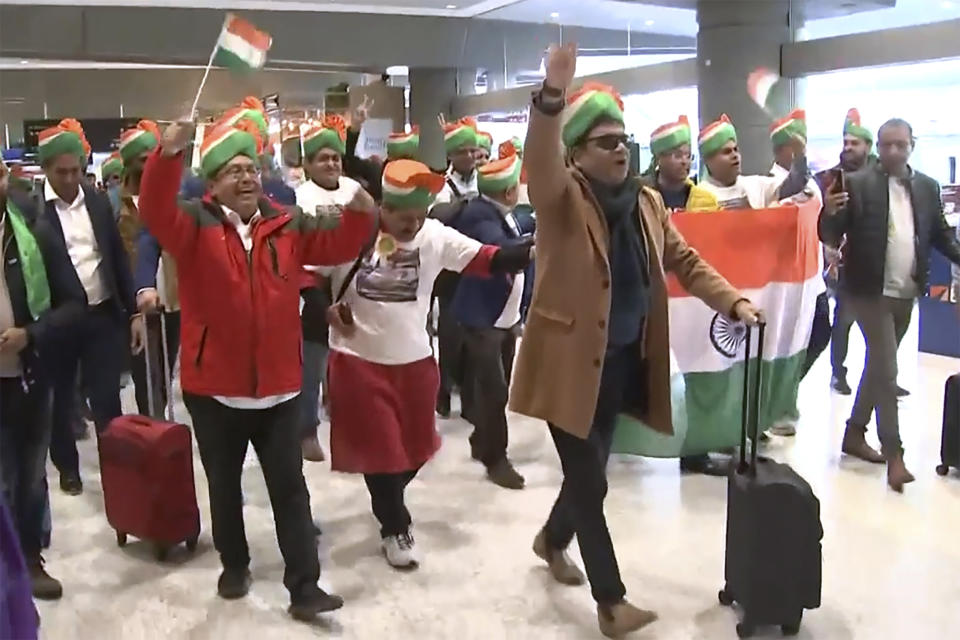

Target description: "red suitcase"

left=100, top=312, right=200, bottom=560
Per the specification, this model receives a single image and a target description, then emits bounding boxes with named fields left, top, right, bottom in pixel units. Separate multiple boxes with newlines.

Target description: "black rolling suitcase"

left=718, top=323, right=823, bottom=638
left=936, top=374, right=960, bottom=477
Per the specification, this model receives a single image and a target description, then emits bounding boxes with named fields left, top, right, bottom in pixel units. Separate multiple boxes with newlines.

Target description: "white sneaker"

left=382, top=531, right=419, bottom=570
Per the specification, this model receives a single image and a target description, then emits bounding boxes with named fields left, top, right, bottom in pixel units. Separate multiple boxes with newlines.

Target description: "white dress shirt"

left=480, top=196, right=525, bottom=329
left=434, top=168, right=479, bottom=205
left=884, top=177, right=918, bottom=299
left=213, top=204, right=300, bottom=410
left=45, top=181, right=108, bottom=305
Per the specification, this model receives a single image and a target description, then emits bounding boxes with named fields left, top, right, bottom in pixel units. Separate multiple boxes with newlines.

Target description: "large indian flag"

left=213, top=14, right=272, bottom=72
left=612, top=198, right=823, bottom=456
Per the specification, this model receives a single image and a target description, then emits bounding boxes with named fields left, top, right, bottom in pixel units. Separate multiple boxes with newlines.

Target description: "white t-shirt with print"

left=328, top=218, right=482, bottom=365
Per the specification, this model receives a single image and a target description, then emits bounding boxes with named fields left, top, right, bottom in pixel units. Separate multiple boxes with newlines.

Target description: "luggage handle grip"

left=738, top=321, right=766, bottom=477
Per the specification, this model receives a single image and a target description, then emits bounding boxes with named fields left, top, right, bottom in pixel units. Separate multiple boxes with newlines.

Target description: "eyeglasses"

left=220, top=165, right=261, bottom=180
left=585, top=134, right=629, bottom=151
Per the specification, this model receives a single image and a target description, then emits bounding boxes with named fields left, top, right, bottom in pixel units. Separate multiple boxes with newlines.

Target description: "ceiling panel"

left=482, top=0, right=698, bottom=34
left=0, top=0, right=516, bottom=16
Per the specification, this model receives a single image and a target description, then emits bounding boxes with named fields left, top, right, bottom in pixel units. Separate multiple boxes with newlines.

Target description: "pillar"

left=408, top=67, right=458, bottom=171
left=696, top=0, right=798, bottom=175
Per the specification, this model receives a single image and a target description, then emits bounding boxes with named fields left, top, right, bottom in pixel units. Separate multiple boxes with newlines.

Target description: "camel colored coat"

left=508, top=104, right=744, bottom=439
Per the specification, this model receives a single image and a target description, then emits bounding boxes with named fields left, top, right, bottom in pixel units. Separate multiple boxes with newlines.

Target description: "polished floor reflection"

left=37, top=313, right=960, bottom=639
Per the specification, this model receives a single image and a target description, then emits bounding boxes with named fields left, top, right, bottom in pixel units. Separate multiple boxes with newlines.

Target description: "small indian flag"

left=612, top=198, right=824, bottom=457
left=213, top=14, right=272, bottom=72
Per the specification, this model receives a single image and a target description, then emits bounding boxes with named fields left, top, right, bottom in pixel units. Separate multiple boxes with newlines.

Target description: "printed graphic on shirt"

left=718, top=195, right=751, bottom=210
left=356, top=248, right=421, bottom=303
left=313, top=204, right=343, bottom=230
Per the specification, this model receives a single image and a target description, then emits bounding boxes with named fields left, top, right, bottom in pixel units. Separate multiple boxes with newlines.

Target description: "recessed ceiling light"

left=645, top=19, right=655, bottom=26
left=446, top=3, right=456, bottom=8
left=19, top=60, right=29, bottom=64
left=550, top=11, right=560, bottom=18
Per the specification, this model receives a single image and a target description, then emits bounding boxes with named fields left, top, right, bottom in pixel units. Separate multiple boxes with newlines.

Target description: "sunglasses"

left=585, top=134, right=629, bottom=151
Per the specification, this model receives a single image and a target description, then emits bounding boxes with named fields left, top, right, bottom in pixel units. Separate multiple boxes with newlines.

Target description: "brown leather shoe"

left=28, top=556, right=63, bottom=600
left=597, top=600, right=658, bottom=638
left=532, top=529, right=585, bottom=586
left=886, top=451, right=916, bottom=493
left=301, top=435, right=326, bottom=463
left=841, top=424, right=885, bottom=464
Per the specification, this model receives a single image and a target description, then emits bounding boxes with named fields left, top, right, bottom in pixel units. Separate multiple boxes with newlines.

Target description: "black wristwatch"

left=533, top=82, right=565, bottom=116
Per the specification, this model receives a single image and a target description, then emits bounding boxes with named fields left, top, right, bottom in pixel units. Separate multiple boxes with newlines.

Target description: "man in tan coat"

left=509, top=43, right=761, bottom=638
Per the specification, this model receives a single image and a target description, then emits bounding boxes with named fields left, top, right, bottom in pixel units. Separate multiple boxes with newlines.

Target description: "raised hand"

left=353, top=95, right=374, bottom=129
left=437, top=113, right=448, bottom=130
left=544, top=42, right=578, bottom=91
left=161, top=120, right=196, bottom=157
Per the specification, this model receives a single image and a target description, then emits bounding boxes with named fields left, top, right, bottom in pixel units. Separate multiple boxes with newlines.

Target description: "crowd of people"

left=2, top=40, right=959, bottom=639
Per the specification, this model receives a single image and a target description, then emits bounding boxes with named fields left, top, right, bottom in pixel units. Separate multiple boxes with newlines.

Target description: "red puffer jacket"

left=139, top=149, right=372, bottom=398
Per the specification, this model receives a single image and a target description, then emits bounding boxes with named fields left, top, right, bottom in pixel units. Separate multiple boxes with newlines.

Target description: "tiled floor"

left=37, top=311, right=960, bottom=639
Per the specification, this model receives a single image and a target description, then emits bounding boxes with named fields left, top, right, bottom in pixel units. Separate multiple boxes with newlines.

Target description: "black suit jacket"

left=3, top=193, right=86, bottom=383
left=36, top=183, right=137, bottom=318
left=819, top=163, right=960, bottom=296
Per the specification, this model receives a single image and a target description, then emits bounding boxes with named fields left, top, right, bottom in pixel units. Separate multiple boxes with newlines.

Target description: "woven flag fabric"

left=612, top=199, right=822, bottom=457
left=213, top=14, right=272, bottom=71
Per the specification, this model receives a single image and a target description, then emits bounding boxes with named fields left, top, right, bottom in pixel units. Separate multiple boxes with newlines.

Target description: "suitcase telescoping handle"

left=738, top=321, right=766, bottom=477
left=143, top=309, right=174, bottom=422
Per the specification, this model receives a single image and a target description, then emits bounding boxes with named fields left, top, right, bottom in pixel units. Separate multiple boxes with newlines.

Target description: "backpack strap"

left=334, top=213, right=380, bottom=303
left=446, top=177, right=463, bottom=200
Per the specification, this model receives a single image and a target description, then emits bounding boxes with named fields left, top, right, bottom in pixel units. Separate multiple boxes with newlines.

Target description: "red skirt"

left=328, top=350, right=441, bottom=474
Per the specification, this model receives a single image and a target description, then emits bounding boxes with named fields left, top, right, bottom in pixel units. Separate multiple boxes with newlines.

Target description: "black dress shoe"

left=831, top=375, right=852, bottom=395
left=679, top=454, right=729, bottom=477
left=896, top=386, right=910, bottom=397
left=436, top=391, right=451, bottom=418
left=288, top=587, right=344, bottom=621
left=59, top=474, right=83, bottom=496
left=217, top=567, right=252, bottom=600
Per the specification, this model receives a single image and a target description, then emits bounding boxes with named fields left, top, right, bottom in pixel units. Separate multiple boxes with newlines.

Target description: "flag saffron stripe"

left=225, top=15, right=272, bottom=51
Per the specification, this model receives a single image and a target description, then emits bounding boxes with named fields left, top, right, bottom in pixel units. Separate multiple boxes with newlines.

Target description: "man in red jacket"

left=139, top=118, right=375, bottom=621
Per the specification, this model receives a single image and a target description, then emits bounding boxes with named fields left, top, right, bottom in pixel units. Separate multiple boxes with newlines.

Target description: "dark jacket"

left=36, top=183, right=137, bottom=319
left=451, top=196, right=532, bottom=329
left=345, top=128, right=383, bottom=203
left=138, top=148, right=372, bottom=399
left=819, top=163, right=960, bottom=297
left=3, top=194, right=85, bottom=383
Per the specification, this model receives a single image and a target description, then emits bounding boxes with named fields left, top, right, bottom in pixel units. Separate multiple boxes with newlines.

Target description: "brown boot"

left=597, top=600, right=658, bottom=638
left=886, top=450, right=916, bottom=493
left=841, top=423, right=885, bottom=464
left=301, top=434, right=326, bottom=462
left=532, top=529, right=585, bottom=586
left=28, top=556, right=63, bottom=600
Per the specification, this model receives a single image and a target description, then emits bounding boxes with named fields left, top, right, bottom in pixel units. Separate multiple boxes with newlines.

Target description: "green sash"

left=5, top=199, right=51, bottom=320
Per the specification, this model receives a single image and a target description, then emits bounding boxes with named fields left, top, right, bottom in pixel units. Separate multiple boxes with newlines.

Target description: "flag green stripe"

left=213, top=48, right=256, bottom=72
left=611, top=351, right=805, bottom=457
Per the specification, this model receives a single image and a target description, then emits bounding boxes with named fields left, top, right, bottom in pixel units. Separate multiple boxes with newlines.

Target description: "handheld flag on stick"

left=190, top=14, right=273, bottom=117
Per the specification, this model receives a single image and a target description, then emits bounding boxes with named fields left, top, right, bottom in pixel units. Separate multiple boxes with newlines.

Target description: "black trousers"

left=363, top=467, right=421, bottom=538
left=436, top=291, right=465, bottom=401
left=0, top=378, right=52, bottom=558
left=462, top=326, right=516, bottom=467
left=131, top=311, right=181, bottom=417
left=544, top=345, right=639, bottom=605
left=830, top=292, right=858, bottom=378
left=183, top=393, right=320, bottom=601
left=800, top=292, right=832, bottom=380
left=49, top=303, right=126, bottom=478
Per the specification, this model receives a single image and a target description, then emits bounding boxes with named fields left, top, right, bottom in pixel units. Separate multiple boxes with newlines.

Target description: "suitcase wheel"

left=936, top=464, right=950, bottom=476
left=115, top=531, right=127, bottom=547
left=736, top=621, right=755, bottom=638
left=154, top=544, right=170, bottom=562
left=718, top=588, right=735, bottom=606
left=782, top=623, right=801, bottom=636
left=186, top=535, right=199, bottom=553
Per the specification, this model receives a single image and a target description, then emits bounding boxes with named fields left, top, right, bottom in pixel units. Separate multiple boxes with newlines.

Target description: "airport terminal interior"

left=1, top=1, right=959, bottom=639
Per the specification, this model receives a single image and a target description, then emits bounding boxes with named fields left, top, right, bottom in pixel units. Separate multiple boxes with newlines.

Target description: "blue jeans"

left=0, top=377, right=53, bottom=558
left=300, top=340, right=329, bottom=439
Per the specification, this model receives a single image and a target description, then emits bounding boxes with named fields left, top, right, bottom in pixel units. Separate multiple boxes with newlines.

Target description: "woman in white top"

left=324, top=159, right=531, bottom=570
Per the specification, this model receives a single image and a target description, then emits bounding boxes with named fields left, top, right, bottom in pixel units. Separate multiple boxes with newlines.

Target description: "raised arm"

left=525, top=43, right=577, bottom=217
left=139, top=121, right=200, bottom=260
left=818, top=175, right=852, bottom=247
left=297, top=186, right=376, bottom=266
left=776, top=146, right=810, bottom=202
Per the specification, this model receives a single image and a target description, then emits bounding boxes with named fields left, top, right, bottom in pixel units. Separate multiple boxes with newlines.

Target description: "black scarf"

left=588, top=177, right=649, bottom=349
